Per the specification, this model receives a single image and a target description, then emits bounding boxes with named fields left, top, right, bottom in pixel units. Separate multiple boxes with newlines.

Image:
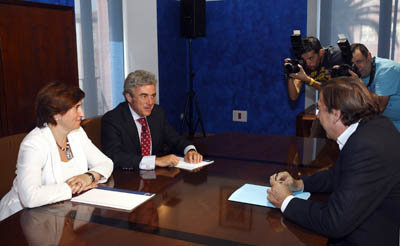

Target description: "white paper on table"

left=228, top=183, right=311, bottom=208
left=71, top=187, right=154, bottom=211
left=175, top=157, right=214, bottom=171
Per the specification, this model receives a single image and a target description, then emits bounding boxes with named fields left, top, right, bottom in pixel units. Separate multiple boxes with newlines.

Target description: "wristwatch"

left=85, top=172, right=95, bottom=183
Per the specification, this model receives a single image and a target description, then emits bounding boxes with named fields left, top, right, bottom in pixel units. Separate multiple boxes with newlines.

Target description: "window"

left=320, top=0, right=400, bottom=61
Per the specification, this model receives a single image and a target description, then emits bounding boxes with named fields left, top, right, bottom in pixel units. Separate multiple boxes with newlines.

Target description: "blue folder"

left=228, top=183, right=311, bottom=208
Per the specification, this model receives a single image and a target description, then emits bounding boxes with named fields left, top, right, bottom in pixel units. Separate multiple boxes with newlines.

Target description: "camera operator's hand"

left=290, top=64, right=322, bottom=91
left=285, top=60, right=307, bottom=101
left=285, top=59, right=322, bottom=100
left=288, top=64, right=308, bottom=82
left=348, top=69, right=363, bottom=83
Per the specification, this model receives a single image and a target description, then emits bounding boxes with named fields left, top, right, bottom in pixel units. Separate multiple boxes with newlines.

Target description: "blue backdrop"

left=157, top=0, right=307, bottom=136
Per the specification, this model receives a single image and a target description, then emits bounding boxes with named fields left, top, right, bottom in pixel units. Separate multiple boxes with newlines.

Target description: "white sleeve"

left=281, top=195, right=295, bottom=213
left=17, top=132, right=72, bottom=208
left=139, top=155, right=156, bottom=170
left=184, top=145, right=196, bottom=155
left=78, top=128, right=113, bottom=183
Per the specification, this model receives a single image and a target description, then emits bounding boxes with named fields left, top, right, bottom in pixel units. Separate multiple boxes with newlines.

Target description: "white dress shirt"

left=128, top=105, right=195, bottom=170
left=280, top=122, right=359, bottom=212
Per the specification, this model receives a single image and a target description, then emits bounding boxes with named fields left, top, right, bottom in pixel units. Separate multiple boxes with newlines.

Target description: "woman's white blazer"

left=0, top=126, right=113, bottom=221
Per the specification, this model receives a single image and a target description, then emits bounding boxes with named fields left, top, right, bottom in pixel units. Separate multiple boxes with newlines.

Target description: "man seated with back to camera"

left=285, top=36, right=345, bottom=137
left=101, top=70, right=203, bottom=175
left=268, top=77, right=400, bottom=245
left=350, top=43, right=400, bottom=132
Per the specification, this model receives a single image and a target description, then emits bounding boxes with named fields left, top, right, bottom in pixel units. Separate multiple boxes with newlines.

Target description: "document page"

left=71, top=187, right=154, bottom=211
left=175, top=157, right=214, bottom=171
left=228, top=183, right=310, bottom=208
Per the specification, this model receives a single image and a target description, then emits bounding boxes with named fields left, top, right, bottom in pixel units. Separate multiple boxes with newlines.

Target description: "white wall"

left=122, top=0, right=159, bottom=102
left=306, top=0, right=320, bottom=109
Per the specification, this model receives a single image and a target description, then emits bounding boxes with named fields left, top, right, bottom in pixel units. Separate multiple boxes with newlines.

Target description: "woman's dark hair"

left=35, top=81, right=85, bottom=127
left=321, top=77, right=380, bottom=126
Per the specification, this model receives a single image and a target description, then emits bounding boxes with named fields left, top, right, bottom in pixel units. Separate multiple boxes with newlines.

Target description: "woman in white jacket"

left=0, top=81, right=113, bottom=221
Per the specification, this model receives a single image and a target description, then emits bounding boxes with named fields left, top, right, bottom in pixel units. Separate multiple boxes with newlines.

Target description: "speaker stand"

left=181, top=39, right=206, bottom=138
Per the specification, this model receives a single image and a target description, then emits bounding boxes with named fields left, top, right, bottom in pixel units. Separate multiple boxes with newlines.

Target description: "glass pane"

left=321, top=0, right=400, bottom=62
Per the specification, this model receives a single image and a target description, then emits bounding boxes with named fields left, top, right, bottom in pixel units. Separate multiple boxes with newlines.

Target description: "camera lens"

left=284, top=63, right=300, bottom=75
left=284, top=63, right=295, bottom=74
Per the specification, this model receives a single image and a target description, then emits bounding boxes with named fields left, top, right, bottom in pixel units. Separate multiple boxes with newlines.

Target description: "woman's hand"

left=66, top=173, right=98, bottom=194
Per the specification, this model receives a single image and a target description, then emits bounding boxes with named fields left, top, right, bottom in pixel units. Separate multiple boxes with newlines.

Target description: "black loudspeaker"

left=180, top=0, right=206, bottom=38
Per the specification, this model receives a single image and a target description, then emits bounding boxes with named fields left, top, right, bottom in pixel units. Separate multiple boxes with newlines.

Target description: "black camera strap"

left=367, top=60, right=376, bottom=88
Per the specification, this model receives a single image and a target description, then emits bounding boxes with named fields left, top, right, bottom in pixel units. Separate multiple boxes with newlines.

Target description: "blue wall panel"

left=157, top=0, right=189, bottom=131
left=198, top=0, right=307, bottom=136
left=157, top=0, right=307, bottom=136
left=158, top=0, right=307, bottom=136
left=24, top=0, right=73, bottom=7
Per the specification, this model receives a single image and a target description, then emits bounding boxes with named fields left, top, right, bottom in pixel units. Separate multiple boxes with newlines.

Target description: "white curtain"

left=75, top=0, right=113, bottom=118
left=94, top=0, right=113, bottom=114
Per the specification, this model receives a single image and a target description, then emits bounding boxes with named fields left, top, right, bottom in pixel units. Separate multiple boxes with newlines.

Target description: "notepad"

left=228, top=183, right=311, bottom=208
left=71, top=187, right=155, bottom=211
left=175, top=157, right=214, bottom=171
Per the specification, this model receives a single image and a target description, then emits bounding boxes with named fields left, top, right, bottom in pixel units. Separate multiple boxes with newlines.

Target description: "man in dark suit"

left=267, top=77, right=400, bottom=245
left=101, top=70, right=202, bottom=170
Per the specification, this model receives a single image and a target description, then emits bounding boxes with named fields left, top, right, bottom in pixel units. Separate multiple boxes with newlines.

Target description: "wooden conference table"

left=0, top=132, right=338, bottom=245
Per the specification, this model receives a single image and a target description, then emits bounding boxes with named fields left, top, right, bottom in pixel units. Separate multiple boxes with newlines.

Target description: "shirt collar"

left=336, top=121, right=359, bottom=150
left=128, top=103, right=143, bottom=121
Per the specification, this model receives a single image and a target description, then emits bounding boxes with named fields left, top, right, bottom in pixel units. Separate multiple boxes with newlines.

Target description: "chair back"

left=81, top=116, right=102, bottom=149
left=0, top=133, right=27, bottom=198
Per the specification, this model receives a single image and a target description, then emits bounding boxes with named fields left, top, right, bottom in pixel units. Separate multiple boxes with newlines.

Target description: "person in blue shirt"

left=351, top=43, right=400, bottom=131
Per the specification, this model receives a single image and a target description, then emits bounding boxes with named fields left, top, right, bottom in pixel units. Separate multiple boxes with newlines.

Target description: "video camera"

left=330, top=37, right=360, bottom=78
left=284, top=31, right=305, bottom=75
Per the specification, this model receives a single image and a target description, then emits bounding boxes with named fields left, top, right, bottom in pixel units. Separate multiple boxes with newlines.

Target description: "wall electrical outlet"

left=233, top=110, right=247, bottom=122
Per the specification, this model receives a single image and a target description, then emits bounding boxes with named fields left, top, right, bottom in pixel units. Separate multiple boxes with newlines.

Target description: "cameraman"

left=351, top=43, right=400, bottom=132
left=285, top=37, right=345, bottom=138
left=286, top=37, right=345, bottom=101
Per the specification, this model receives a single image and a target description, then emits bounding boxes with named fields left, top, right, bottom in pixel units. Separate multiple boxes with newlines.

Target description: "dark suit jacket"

left=284, top=116, right=400, bottom=246
left=101, top=102, right=192, bottom=169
